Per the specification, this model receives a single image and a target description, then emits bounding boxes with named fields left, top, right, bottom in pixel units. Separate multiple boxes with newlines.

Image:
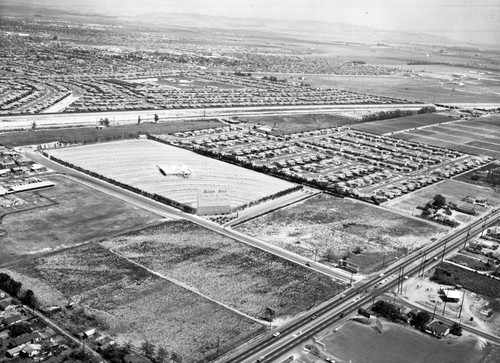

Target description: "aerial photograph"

left=0, top=0, right=500, bottom=362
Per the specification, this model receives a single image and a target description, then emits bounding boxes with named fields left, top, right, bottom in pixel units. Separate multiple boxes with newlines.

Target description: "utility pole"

left=442, top=299, right=448, bottom=316
left=216, top=336, right=220, bottom=358
left=432, top=301, right=437, bottom=320
left=441, top=240, right=447, bottom=262
left=458, top=291, right=466, bottom=319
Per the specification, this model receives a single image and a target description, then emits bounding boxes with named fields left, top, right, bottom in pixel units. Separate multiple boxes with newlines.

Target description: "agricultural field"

left=391, top=115, right=500, bottom=158
left=0, top=174, right=160, bottom=267
left=232, top=113, right=360, bottom=134
left=236, top=194, right=444, bottom=273
left=0, top=119, right=222, bottom=147
left=6, top=243, right=265, bottom=362
left=47, top=139, right=297, bottom=210
left=313, top=320, right=493, bottom=363
left=101, top=220, right=344, bottom=320
left=385, top=179, right=500, bottom=223
left=351, top=113, right=453, bottom=135
left=453, top=161, right=500, bottom=189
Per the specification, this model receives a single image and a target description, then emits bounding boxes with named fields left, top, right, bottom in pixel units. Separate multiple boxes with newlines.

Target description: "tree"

left=141, top=340, right=156, bottom=359
left=412, top=311, right=431, bottom=330
left=9, top=322, right=32, bottom=337
left=31, top=121, right=37, bottom=131
left=450, top=322, right=463, bottom=336
left=22, top=289, right=38, bottom=309
left=99, top=118, right=110, bottom=127
left=156, top=346, right=169, bottom=363
left=154, top=114, right=159, bottom=123
left=433, top=194, right=447, bottom=208
left=137, top=116, right=141, bottom=125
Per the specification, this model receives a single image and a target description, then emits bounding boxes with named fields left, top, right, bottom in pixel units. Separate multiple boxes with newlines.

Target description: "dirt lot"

left=385, top=179, right=500, bottom=224
left=403, top=269, right=500, bottom=337
left=233, top=113, right=359, bottom=134
left=236, top=194, right=444, bottom=273
left=351, top=113, right=453, bottom=135
left=5, top=243, right=265, bottom=362
left=0, top=174, right=161, bottom=266
left=293, top=319, right=494, bottom=363
left=0, top=119, right=222, bottom=147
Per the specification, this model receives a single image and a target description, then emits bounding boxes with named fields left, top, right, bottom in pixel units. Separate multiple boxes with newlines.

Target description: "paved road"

left=2, top=103, right=431, bottom=131
left=220, top=209, right=500, bottom=363
left=26, top=150, right=354, bottom=283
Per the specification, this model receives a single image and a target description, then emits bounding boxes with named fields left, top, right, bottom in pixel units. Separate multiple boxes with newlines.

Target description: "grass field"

left=0, top=119, right=222, bottom=147
left=0, top=174, right=160, bottom=266
left=101, top=220, right=344, bottom=319
left=321, top=320, right=491, bottom=363
left=448, top=253, right=490, bottom=272
left=7, top=243, right=265, bottom=362
left=236, top=194, right=443, bottom=273
left=391, top=115, right=500, bottom=158
left=233, top=113, right=360, bottom=134
left=351, top=113, right=452, bottom=135
left=385, top=179, right=500, bottom=220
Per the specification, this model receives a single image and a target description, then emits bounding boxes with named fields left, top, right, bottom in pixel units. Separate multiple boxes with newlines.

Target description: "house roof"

left=3, top=314, right=23, bottom=325
left=11, top=332, right=41, bottom=347
left=428, top=320, right=450, bottom=335
left=444, top=290, right=461, bottom=300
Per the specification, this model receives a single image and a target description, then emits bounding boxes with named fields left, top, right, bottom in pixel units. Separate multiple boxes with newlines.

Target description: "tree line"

left=0, top=272, right=38, bottom=309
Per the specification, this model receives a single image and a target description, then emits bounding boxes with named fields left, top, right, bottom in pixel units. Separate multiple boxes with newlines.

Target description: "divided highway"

left=222, top=209, right=500, bottom=363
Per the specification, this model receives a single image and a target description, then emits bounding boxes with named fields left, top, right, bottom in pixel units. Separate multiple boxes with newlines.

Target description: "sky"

left=5, top=0, right=500, bottom=45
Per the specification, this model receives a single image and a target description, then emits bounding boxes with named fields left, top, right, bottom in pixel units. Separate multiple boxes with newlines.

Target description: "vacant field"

left=233, top=113, right=359, bottom=134
left=321, top=320, right=491, bottom=363
left=351, top=113, right=452, bottom=135
left=386, top=179, right=500, bottom=220
left=8, top=243, right=265, bottom=362
left=48, top=139, right=296, bottom=209
left=448, top=254, right=490, bottom=271
left=305, top=73, right=500, bottom=104
left=0, top=174, right=160, bottom=266
left=236, top=194, right=443, bottom=273
left=391, top=115, right=500, bottom=158
left=454, top=161, right=500, bottom=189
left=101, top=220, right=343, bottom=319
left=0, top=119, right=222, bottom=147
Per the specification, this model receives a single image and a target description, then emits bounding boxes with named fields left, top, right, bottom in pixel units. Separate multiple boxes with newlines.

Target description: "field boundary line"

left=105, top=247, right=268, bottom=326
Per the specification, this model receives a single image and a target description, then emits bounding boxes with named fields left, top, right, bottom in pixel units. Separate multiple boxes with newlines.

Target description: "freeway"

left=221, top=209, right=500, bottom=363
left=1, top=103, right=431, bottom=131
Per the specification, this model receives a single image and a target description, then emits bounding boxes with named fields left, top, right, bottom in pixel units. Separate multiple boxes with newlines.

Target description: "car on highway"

left=310, top=314, right=318, bottom=320
left=339, top=294, right=346, bottom=299
left=256, top=356, right=265, bottom=362
left=273, top=332, right=281, bottom=337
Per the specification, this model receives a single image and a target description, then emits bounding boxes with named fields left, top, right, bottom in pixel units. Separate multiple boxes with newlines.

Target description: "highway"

left=220, top=209, right=500, bottom=363
left=1, top=103, right=431, bottom=131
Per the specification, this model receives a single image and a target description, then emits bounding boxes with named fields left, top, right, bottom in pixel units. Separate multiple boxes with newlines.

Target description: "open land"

left=101, top=220, right=344, bottom=320
left=236, top=194, right=445, bottom=273
left=392, top=115, right=500, bottom=158
left=4, top=243, right=265, bottom=362
left=403, top=270, right=500, bottom=337
left=311, top=320, right=493, bottom=363
left=351, top=113, right=454, bottom=135
left=0, top=174, right=160, bottom=266
left=233, top=113, right=364, bottom=134
left=453, top=161, right=500, bottom=189
left=47, top=139, right=297, bottom=210
left=0, top=119, right=222, bottom=148
left=385, top=179, right=500, bottom=223
left=305, top=68, right=500, bottom=104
